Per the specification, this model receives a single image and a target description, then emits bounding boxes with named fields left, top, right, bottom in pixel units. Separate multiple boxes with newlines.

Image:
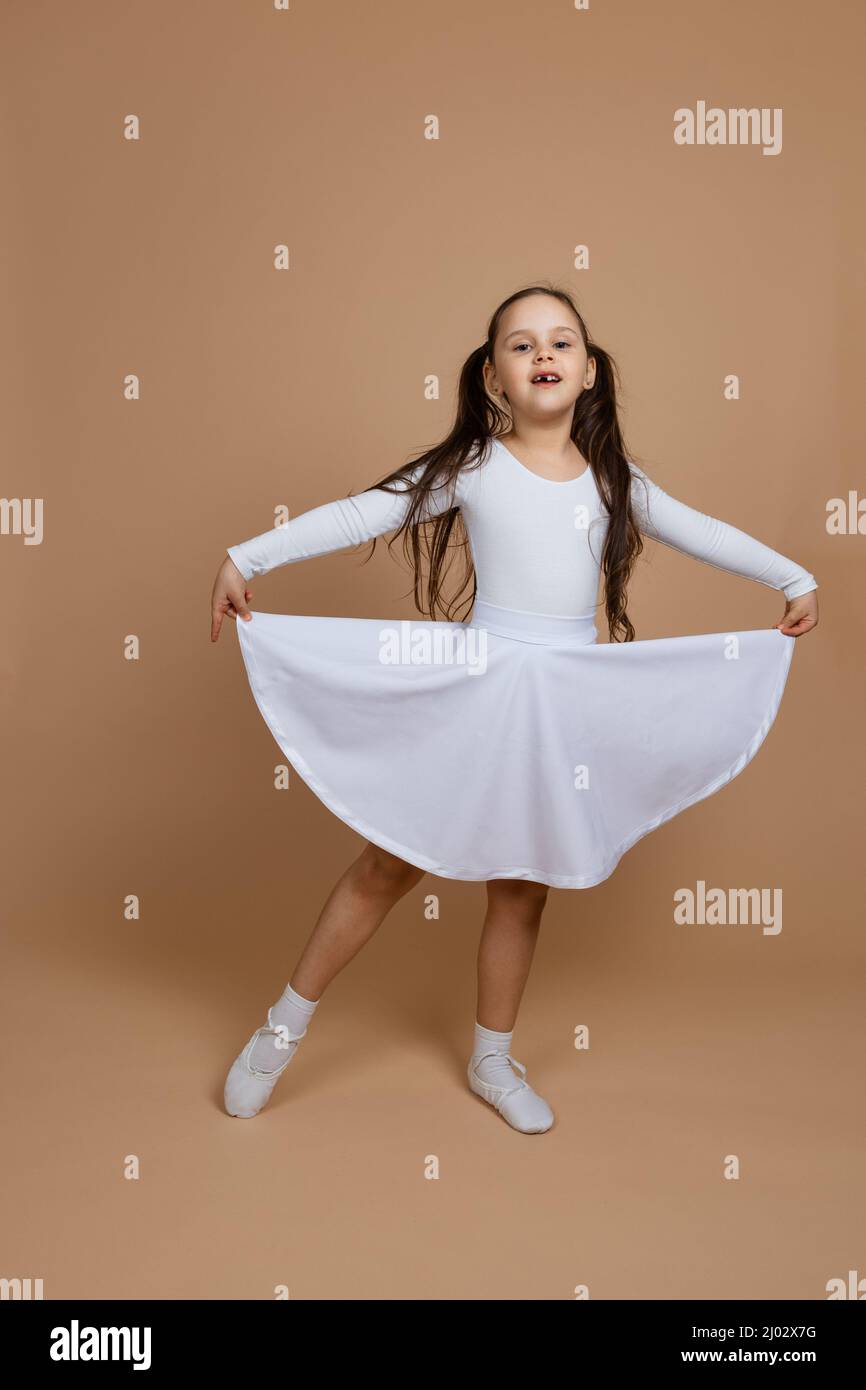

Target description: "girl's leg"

left=468, top=879, right=554, bottom=1134
left=257, top=841, right=424, bottom=1052
left=476, top=879, right=549, bottom=1031
left=224, top=843, right=424, bottom=1117
left=290, top=842, right=426, bottom=999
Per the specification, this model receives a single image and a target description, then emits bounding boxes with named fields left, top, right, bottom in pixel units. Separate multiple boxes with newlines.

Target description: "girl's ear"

left=483, top=367, right=501, bottom=402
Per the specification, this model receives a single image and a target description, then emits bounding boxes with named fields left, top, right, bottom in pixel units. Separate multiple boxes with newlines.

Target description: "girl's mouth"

left=531, top=374, right=562, bottom=387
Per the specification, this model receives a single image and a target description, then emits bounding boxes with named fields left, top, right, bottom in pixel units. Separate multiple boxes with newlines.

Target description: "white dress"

left=226, top=437, right=817, bottom=889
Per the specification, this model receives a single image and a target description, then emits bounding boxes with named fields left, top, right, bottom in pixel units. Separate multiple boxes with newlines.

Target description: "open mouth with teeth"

left=531, top=374, right=561, bottom=384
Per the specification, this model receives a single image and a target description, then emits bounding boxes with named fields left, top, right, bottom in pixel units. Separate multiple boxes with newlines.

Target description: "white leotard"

left=227, top=435, right=818, bottom=617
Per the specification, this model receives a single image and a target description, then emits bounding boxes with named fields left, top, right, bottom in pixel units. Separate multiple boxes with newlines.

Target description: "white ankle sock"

left=249, top=982, right=319, bottom=1073
left=471, top=1021, right=519, bottom=1088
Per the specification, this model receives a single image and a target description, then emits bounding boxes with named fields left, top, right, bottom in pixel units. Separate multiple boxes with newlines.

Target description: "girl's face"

left=484, top=296, right=595, bottom=425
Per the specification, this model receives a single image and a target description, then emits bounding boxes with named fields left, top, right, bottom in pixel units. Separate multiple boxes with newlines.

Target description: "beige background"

left=2, top=0, right=863, bottom=1299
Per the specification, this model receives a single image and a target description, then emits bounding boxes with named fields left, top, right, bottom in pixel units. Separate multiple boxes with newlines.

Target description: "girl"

left=210, top=284, right=819, bottom=1135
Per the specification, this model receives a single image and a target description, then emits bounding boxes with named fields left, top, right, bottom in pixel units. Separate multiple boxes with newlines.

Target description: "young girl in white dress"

left=210, top=284, right=819, bottom=1135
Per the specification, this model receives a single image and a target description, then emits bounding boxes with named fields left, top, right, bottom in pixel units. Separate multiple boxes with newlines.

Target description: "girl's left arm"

left=628, top=461, right=818, bottom=599
left=627, top=462, right=818, bottom=636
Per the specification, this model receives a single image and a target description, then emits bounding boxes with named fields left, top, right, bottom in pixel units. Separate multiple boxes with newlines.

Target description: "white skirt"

left=233, top=597, right=795, bottom=889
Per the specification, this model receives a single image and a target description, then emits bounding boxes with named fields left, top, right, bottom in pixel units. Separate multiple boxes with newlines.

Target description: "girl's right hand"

left=211, top=556, right=254, bottom=642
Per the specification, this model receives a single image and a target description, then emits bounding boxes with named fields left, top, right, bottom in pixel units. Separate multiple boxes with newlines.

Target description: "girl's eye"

left=513, top=341, right=572, bottom=351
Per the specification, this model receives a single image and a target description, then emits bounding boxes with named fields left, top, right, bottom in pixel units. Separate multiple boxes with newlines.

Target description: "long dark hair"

left=351, top=283, right=646, bottom=642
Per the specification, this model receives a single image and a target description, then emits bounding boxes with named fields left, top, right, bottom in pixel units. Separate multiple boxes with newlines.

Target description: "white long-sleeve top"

left=227, top=435, right=818, bottom=617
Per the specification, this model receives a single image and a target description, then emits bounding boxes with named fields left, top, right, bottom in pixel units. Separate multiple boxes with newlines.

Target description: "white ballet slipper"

left=467, top=1050, right=555, bottom=1134
left=224, top=1006, right=307, bottom=1118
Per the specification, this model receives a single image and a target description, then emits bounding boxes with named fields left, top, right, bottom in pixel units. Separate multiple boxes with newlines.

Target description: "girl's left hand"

left=774, top=591, right=818, bottom=637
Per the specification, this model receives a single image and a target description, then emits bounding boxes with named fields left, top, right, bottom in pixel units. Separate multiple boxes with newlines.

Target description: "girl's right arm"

left=211, top=465, right=455, bottom=641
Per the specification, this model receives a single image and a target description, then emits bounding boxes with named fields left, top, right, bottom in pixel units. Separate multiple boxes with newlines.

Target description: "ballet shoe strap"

left=243, top=1016, right=308, bottom=1078
left=471, top=1050, right=529, bottom=1110
left=264, top=1023, right=307, bottom=1047
left=473, top=1049, right=527, bottom=1077
left=265, top=1005, right=309, bottom=1046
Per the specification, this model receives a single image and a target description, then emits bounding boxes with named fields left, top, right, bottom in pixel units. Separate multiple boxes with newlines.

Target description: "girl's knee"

left=487, top=878, right=550, bottom=915
left=356, top=843, right=425, bottom=894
